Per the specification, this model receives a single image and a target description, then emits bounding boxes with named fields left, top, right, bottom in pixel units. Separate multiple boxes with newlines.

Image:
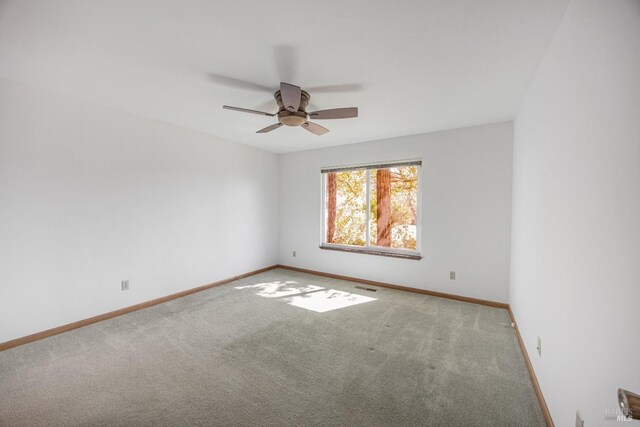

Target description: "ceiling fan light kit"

left=223, top=82, right=358, bottom=136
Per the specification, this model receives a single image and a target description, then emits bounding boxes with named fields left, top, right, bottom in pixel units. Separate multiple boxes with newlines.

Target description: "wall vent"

left=355, top=285, right=377, bottom=292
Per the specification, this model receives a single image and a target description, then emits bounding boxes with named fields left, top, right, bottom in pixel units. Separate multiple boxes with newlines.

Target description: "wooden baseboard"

left=507, top=306, right=555, bottom=427
left=0, top=265, right=278, bottom=352
left=275, top=264, right=509, bottom=309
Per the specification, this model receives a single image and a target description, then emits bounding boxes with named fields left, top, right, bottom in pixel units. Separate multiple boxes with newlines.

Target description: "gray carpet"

left=0, top=268, right=545, bottom=426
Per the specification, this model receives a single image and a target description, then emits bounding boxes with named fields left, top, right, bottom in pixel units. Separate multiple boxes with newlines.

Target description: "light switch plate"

left=121, top=280, right=129, bottom=291
left=449, top=271, right=456, bottom=280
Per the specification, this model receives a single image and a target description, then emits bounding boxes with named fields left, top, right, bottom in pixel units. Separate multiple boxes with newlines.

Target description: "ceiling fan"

left=223, top=82, right=358, bottom=135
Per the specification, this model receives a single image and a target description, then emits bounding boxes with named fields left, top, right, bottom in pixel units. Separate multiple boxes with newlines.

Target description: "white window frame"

left=320, top=160, right=422, bottom=259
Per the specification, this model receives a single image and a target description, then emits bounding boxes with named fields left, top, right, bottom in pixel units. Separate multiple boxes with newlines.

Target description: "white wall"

left=510, top=0, right=640, bottom=424
left=278, top=122, right=513, bottom=303
left=0, top=78, right=279, bottom=343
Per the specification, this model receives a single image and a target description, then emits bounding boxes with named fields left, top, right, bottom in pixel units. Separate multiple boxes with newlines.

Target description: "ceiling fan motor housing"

left=275, top=89, right=310, bottom=126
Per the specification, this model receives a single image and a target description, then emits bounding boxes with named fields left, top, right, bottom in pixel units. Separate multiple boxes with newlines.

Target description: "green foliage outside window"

left=326, top=165, right=418, bottom=250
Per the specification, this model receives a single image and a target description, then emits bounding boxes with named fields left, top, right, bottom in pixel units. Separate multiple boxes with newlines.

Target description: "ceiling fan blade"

left=253, top=99, right=277, bottom=112
left=274, top=45, right=297, bottom=83
left=302, top=122, right=329, bottom=136
left=256, top=123, right=283, bottom=133
left=208, top=74, right=273, bottom=92
left=308, top=107, right=358, bottom=120
left=280, top=82, right=301, bottom=112
left=223, top=105, right=275, bottom=116
left=305, top=84, right=363, bottom=93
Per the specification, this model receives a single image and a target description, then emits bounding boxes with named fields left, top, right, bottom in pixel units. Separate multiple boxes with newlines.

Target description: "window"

left=321, top=160, right=421, bottom=259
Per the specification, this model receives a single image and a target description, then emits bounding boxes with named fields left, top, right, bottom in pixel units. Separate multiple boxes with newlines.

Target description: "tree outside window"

left=324, top=163, right=419, bottom=253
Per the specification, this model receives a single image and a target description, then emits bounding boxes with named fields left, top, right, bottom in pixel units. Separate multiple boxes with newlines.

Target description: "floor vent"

left=355, top=285, right=377, bottom=292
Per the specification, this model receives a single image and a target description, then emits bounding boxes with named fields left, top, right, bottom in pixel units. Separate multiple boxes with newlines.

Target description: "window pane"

left=325, top=170, right=367, bottom=246
left=369, top=166, right=418, bottom=250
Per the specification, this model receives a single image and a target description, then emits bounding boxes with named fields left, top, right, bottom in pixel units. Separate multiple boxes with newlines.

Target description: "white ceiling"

left=0, top=0, right=569, bottom=153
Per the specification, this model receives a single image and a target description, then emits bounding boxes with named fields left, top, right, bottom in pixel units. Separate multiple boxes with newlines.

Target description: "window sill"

left=319, top=245, right=422, bottom=260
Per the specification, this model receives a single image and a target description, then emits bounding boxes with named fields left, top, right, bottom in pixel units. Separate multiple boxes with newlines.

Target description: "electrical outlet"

left=537, top=336, right=542, bottom=356
left=575, top=410, right=584, bottom=427
left=292, top=250, right=296, bottom=257
left=121, top=280, right=129, bottom=291
left=449, top=271, right=456, bottom=280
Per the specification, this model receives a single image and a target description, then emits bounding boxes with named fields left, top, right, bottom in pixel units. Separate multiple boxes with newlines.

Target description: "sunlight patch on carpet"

left=235, top=280, right=323, bottom=298
left=282, top=289, right=377, bottom=313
